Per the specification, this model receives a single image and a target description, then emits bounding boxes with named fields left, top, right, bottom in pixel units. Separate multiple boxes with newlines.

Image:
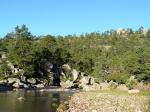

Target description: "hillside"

left=0, top=25, right=150, bottom=89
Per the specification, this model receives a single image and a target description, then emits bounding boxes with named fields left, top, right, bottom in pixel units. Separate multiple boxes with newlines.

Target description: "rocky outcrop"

left=0, top=77, right=47, bottom=89
left=60, top=64, right=102, bottom=90
left=60, top=64, right=101, bottom=90
left=1, top=63, right=118, bottom=91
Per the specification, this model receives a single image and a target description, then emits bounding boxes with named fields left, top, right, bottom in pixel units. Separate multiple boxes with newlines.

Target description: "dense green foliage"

left=0, top=25, right=150, bottom=84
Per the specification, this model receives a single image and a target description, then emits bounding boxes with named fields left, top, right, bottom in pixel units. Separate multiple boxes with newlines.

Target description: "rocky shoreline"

left=0, top=77, right=46, bottom=90
left=57, top=90, right=150, bottom=112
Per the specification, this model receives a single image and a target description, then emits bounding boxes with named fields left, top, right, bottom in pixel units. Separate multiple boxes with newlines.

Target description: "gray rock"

left=60, top=80, right=73, bottom=88
left=71, top=69, right=79, bottom=81
left=12, top=82, right=20, bottom=88
left=45, top=61, right=53, bottom=72
left=23, top=84, right=29, bottom=89
left=92, top=83, right=101, bottom=90
left=14, top=68, right=19, bottom=73
left=80, top=72, right=86, bottom=77
left=7, top=78, right=20, bottom=84
left=0, top=80, right=7, bottom=85
left=128, top=89, right=140, bottom=94
left=89, top=77, right=95, bottom=85
left=62, top=64, right=71, bottom=72
left=79, top=84, right=90, bottom=91
left=12, top=82, right=29, bottom=89
left=109, top=81, right=118, bottom=89
left=79, top=76, right=90, bottom=85
left=17, top=97, right=25, bottom=101
left=20, top=76, right=26, bottom=82
left=33, top=84, right=44, bottom=88
left=27, top=78, right=36, bottom=84
left=99, top=82, right=110, bottom=90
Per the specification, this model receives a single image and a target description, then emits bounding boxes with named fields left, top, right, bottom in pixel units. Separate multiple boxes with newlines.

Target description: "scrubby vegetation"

left=0, top=25, right=150, bottom=86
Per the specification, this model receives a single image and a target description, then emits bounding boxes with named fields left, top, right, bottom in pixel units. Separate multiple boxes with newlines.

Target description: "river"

left=0, top=89, right=72, bottom=112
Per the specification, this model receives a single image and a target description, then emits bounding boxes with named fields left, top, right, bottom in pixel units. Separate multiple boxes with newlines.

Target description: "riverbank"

left=58, top=90, right=150, bottom=112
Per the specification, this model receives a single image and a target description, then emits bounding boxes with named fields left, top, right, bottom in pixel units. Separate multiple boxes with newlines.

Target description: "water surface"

left=0, top=90, right=72, bottom=112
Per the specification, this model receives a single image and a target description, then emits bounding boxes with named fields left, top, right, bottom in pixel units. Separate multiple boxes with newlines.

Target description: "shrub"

left=126, top=76, right=138, bottom=89
left=108, top=72, right=129, bottom=84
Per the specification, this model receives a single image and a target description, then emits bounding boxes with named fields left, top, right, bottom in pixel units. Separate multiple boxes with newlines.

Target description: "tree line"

left=0, top=25, right=150, bottom=84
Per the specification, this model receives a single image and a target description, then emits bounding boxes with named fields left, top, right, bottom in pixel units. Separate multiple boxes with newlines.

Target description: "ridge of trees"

left=0, top=25, right=150, bottom=84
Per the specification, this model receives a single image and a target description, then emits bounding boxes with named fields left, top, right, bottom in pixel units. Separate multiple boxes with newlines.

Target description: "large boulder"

left=7, top=78, right=20, bottom=84
left=71, top=69, right=79, bottom=81
left=60, top=80, right=73, bottom=88
left=79, top=76, right=90, bottom=85
left=27, top=78, right=36, bottom=84
left=12, top=82, right=29, bottom=89
left=62, top=64, right=71, bottom=72
left=0, top=80, right=7, bottom=85
left=12, top=82, right=20, bottom=88
left=23, top=84, right=29, bottom=89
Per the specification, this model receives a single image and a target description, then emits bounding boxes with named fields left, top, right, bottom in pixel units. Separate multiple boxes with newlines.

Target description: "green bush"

left=108, top=72, right=129, bottom=84
left=126, top=77, right=138, bottom=89
left=0, top=63, right=11, bottom=77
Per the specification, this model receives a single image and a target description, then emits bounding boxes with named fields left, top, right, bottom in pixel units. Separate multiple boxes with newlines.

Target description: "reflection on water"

left=0, top=90, right=71, bottom=112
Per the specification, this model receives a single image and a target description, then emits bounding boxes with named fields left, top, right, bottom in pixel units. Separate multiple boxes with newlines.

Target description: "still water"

left=0, top=90, right=72, bottom=112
